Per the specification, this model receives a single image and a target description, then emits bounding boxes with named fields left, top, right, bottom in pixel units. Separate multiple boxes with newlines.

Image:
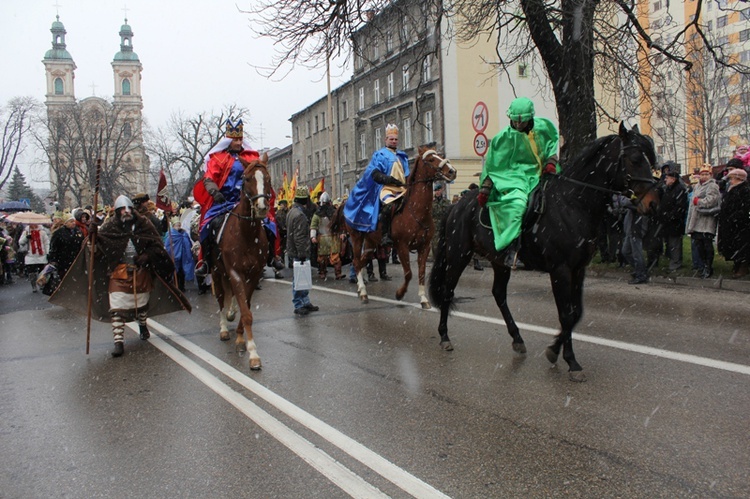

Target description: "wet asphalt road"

left=1, top=262, right=748, bottom=498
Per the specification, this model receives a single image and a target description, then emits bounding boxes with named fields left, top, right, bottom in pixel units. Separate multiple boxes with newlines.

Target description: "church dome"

left=44, top=16, right=73, bottom=61
left=113, top=19, right=140, bottom=62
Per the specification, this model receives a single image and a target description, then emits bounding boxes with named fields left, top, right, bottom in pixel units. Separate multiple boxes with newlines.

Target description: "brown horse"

left=210, top=153, right=272, bottom=370
left=343, top=145, right=456, bottom=307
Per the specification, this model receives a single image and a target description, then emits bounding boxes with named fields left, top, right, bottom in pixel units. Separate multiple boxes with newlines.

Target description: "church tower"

left=42, top=16, right=76, bottom=109
left=111, top=19, right=142, bottom=109
left=111, top=18, right=149, bottom=194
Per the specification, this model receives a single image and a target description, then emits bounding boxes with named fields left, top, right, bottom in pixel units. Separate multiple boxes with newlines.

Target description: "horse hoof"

left=440, top=341, right=453, bottom=351
left=226, top=311, right=236, bottom=322
left=249, top=359, right=262, bottom=371
left=421, top=302, right=431, bottom=310
left=568, top=371, right=587, bottom=382
left=512, top=341, right=526, bottom=354
left=236, top=343, right=247, bottom=353
left=220, top=331, right=230, bottom=341
left=360, top=295, right=369, bottom=304
left=545, top=347, right=559, bottom=364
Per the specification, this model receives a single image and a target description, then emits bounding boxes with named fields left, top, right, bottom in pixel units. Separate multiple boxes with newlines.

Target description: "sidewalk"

left=586, top=267, right=750, bottom=294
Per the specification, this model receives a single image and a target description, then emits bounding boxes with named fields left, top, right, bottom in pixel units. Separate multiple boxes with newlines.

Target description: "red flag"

left=156, top=170, right=171, bottom=211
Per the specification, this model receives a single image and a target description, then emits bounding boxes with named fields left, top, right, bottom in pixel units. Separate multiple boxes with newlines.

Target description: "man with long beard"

left=89, top=195, right=185, bottom=357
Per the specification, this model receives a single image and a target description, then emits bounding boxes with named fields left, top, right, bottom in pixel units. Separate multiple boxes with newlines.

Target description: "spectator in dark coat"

left=718, top=168, right=750, bottom=278
left=286, top=186, right=318, bottom=315
left=48, top=215, right=85, bottom=279
left=655, top=170, right=688, bottom=272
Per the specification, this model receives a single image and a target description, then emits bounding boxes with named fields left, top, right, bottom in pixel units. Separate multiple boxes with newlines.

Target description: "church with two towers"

left=42, top=16, right=149, bottom=208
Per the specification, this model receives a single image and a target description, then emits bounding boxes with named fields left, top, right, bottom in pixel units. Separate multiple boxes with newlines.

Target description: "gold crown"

left=385, top=123, right=399, bottom=137
left=225, top=119, right=244, bottom=139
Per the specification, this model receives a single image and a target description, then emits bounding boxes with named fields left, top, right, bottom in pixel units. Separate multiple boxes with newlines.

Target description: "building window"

left=295, top=126, right=299, bottom=142
left=422, top=56, right=431, bottom=82
left=54, top=77, right=64, bottom=95
left=123, top=122, right=132, bottom=139
left=717, top=15, right=727, bottom=28
left=386, top=31, right=394, bottom=53
left=360, top=133, right=367, bottom=159
left=717, top=35, right=728, bottom=45
left=740, top=29, right=750, bottom=43
left=374, top=79, right=380, bottom=105
left=373, top=39, right=380, bottom=61
left=306, top=120, right=311, bottom=137
left=387, top=73, right=394, bottom=99
left=342, top=101, right=348, bottom=120
left=743, top=7, right=750, bottom=21
left=424, top=111, right=433, bottom=144
left=403, top=117, right=412, bottom=149
left=315, top=151, right=320, bottom=172
left=322, top=150, right=327, bottom=172
left=321, top=111, right=326, bottom=129
left=315, top=115, right=319, bottom=133
left=375, top=127, right=382, bottom=148
left=653, top=0, right=662, bottom=11
left=518, top=63, right=528, bottom=78
left=401, top=23, right=409, bottom=45
left=741, top=50, right=750, bottom=63
left=122, top=78, right=131, bottom=95
left=402, top=65, right=410, bottom=91
left=342, top=143, right=349, bottom=166
left=358, top=87, right=364, bottom=111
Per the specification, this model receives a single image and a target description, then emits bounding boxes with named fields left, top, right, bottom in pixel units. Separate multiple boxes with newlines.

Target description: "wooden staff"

left=85, top=132, right=103, bottom=354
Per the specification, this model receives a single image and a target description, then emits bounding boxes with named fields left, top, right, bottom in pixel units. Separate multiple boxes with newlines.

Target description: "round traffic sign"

left=472, top=102, right=489, bottom=133
left=473, top=132, right=488, bottom=156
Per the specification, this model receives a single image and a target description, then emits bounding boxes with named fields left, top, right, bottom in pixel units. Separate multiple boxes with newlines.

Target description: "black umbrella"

left=0, top=201, right=32, bottom=212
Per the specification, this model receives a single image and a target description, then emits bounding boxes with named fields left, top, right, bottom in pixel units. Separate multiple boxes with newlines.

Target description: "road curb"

left=585, top=269, right=750, bottom=294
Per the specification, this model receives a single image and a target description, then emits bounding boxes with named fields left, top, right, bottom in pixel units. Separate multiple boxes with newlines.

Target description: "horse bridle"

left=552, top=139, right=656, bottom=204
left=228, top=166, right=271, bottom=221
left=411, top=149, right=455, bottom=184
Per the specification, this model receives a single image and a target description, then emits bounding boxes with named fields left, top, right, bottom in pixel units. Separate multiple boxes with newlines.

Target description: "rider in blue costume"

left=344, top=124, right=410, bottom=243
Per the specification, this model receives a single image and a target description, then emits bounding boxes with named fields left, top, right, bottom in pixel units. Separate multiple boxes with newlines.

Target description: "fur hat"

left=131, top=192, right=150, bottom=205
left=728, top=168, right=747, bottom=181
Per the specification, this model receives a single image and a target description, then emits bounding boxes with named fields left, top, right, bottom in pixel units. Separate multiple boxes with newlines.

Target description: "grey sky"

left=2, top=0, right=348, bottom=185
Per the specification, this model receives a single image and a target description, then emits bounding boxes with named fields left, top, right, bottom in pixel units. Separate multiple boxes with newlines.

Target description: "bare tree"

left=245, top=0, right=750, bottom=162
left=144, top=104, right=249, bottom=202
left=0, top=97, right=38, bottom=191
left=32, top=99, right=145, bottom=208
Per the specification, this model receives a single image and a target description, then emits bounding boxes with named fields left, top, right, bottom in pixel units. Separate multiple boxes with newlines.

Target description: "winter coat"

left=717, top=180, right=750, bottom=263
left=686, top=178, right=720, bottom=236
left=19, top=227, right=49, bottom=265
left=286, top=202, right=311, bottom=261
left=48, top=225, right=85, bottom=277
left=656, top=179, right=688, bottom=237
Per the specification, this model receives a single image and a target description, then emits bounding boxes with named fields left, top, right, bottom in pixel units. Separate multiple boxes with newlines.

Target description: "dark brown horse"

left=343, top=145, right=456, bottom=307
left=429, top=123, right=659, bottom=381
left=210, top=153, right=272, bottom=370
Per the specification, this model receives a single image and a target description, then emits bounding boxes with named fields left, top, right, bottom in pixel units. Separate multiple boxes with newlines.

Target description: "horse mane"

left=562, top=135, right=619, bottom=178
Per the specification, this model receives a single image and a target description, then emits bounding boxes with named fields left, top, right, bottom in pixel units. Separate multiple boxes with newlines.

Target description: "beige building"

left=42, top=16, right=149, bottom=208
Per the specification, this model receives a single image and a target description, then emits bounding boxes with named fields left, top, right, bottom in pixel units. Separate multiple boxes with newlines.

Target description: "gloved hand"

left=212, top=191, right=226, bottom=204
left=543, top=162, right=557, bottom=175
left=693, top=197, right=699, bottom=206
left=477, top=190, right=489, bottom=208
left=386, top=176, right=404, bottom=187
left=134, top=253, right=149, bottom=267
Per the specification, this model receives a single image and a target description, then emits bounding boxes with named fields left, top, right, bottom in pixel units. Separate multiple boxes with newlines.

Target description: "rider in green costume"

left=478, top=97, right=559, bottom=266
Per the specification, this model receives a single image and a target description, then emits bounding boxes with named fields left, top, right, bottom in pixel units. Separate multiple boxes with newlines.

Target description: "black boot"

left=473, top=258, right=484, bottom=271
left=139, top=324, right=150, bottom=340
left=504, top=239, right=520, bottom=269
left=112, top=342, right=124, bottom=357
left=379, top=207, right=393, bottom=245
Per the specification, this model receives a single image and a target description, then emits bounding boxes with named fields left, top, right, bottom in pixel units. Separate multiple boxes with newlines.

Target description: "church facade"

left=42, top=16, right=149, bottom=208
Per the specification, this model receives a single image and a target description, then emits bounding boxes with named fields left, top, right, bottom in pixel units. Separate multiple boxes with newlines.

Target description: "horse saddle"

left=478, top=180, right=548, bottom=231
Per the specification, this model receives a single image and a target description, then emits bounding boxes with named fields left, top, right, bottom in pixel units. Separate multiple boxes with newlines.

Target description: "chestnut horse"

left=210, top=153, right=272, bottom=370
left=342, top=145, right=456, bottom=307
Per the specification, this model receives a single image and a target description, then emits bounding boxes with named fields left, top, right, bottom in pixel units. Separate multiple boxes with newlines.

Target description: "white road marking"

left=269, top=280, right=750, bottom=376
left=134, top=321, right=450, bottom=499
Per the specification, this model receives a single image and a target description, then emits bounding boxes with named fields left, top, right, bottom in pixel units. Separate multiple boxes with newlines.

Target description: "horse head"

left=416, top=145, right=457, bottom=184
left=617, top=122, right=659, bottom=215
left=241, top=152, right=272, bottom=220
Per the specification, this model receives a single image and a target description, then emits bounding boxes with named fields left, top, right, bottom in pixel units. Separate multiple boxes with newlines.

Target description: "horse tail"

left=428, top=204, right=455, bottom=310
